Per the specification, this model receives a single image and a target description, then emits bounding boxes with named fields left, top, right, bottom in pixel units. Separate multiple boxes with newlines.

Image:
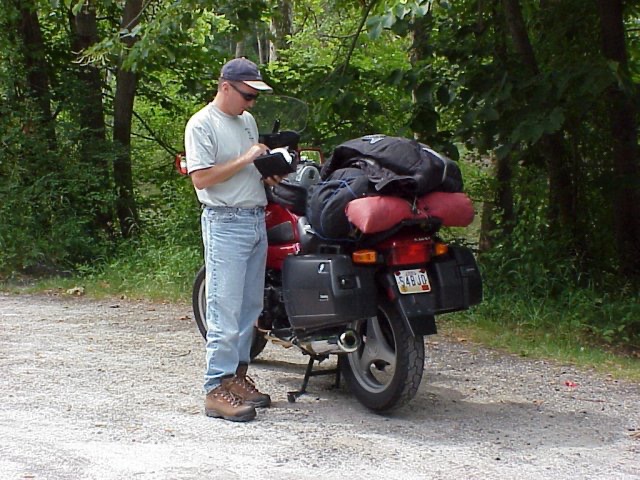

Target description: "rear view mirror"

left=299, top=148, right=324, bottom=165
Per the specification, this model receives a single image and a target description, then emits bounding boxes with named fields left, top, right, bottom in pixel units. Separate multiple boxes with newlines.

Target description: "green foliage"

left=262, top=1, right=414, bottom=149
left=1, top=0, right=640, bottom=360
left=367, top=0, right=433, bottom=40
left=0, top=116, right=115, bottom=275
left=449, top=300, right=640, bottom=381
left=478, top=207, right=640, bottom=347
left=66, top=235, right=202, bottom=302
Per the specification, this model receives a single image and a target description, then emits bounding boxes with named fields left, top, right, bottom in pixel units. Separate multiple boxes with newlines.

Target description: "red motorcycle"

left=186, top=96, right=482, bottom=412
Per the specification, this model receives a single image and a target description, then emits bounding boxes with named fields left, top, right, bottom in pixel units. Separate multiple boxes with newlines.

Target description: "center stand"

left=286, top=354, right=342, bottom=403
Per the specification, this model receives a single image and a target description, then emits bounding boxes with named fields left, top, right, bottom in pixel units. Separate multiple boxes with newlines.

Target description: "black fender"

left=378, top=270, right=438, bottom=336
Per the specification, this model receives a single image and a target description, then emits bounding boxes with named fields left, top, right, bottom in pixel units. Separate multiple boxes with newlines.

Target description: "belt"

left=203, top=205, right=265, bottom=213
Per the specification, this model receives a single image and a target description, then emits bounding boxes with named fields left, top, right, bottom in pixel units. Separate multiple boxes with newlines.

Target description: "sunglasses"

left=228, top=82, right=259, bottom=101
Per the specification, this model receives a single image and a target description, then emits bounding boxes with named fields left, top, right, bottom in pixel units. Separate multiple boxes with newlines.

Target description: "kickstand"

left=287, top=355, right=341, bottom=403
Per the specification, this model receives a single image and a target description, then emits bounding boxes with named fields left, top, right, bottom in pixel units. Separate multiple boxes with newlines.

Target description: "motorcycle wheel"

left=341, top=299, right=424, bottom=412
left=191, top=266, right=268, bottom=360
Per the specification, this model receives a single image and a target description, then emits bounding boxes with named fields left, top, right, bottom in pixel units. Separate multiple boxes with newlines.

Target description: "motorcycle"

left=185, top=96, right=482, bottom=412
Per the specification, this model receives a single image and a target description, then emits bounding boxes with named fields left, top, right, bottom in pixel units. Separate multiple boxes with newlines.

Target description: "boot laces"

left=234, top=375, right=260, bottom=394
left=211, top=386, right=243, bottom=407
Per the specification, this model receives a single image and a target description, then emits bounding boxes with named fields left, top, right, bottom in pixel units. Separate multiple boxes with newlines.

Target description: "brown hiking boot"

left=225, top=365, right=272, bottom=408
left=205, top=383, right=256, bottom=422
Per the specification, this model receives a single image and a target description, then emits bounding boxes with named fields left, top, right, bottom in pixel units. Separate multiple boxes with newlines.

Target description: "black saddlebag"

left=282, top=254, right=377, bottom=332
left=383, top=245, right=482, bottom=336
left=427, top=245, right=482, bottom=312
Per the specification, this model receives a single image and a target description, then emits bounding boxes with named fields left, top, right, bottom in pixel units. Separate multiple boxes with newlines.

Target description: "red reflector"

left=175, top=153, right=188, bottom=175
left=386, top=242, right=430, bottom=266
left=385, top=285, right=396, bottom=301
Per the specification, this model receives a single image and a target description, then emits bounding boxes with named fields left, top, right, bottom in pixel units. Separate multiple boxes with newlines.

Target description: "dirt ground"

left=0, top=291, right=639, bottom=480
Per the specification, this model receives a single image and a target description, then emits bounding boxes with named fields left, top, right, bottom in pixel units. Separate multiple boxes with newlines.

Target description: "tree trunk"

left=478, top=151, right=515, bottom=252
left=501, top=0, right=575, bottom=235
left=70, top=2, right=106, bottom=144
left=113, top=0, right=142, bottom=238
left=479, top=2, right=515, bottom=252
left=501, top=0, right=538, bottom=74
left=269, top=0, right=293, bottom=62
left=409, top=10, right=438, bottom=140
left=597, top=0, right=640, bottom=276
left=69, top=1, right=114, bottom=233
left=15, top=1, right=57, bottom=151
left=257, top=29, right=265, bottom=64
left=410, top=10, right=431, bottom=65
left=235, top=41, right=245, bottom=58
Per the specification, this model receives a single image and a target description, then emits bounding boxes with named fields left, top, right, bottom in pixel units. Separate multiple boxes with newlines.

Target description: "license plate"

left=394, top=269, right=431, bottom=294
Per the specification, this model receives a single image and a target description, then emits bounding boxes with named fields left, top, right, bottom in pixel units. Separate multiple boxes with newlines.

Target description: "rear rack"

left=357, top=217, right=442, bottom=248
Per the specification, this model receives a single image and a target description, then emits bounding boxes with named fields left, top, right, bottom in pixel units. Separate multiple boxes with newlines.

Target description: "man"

left=184, top=58, right=280, bottom=422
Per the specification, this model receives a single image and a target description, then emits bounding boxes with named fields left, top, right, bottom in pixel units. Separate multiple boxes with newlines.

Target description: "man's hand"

left=243, top=143, right=270, bottom=164
left=263, top=175, right=283, bottom=187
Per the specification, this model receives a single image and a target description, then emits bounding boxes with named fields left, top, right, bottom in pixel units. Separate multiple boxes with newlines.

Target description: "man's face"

left=224, top=81, right=259, bottom=115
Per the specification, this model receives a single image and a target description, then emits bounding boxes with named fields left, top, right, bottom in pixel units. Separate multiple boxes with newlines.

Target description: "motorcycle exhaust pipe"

left=337, top=329, right=360, bottom=353
left=297, top=329, right=361, bottom=355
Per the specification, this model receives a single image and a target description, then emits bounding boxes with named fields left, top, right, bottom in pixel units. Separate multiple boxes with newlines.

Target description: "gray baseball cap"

left=220, top=57, right=273, bottom=92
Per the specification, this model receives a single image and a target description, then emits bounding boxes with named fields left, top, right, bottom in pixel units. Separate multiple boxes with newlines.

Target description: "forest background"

left=1, top=0, right=639, bottom=369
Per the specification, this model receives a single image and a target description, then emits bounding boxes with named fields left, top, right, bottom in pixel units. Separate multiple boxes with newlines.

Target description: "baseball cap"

left=220, top=57, right=273, bottom=92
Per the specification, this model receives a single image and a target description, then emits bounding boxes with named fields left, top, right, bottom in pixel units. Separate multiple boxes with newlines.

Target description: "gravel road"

left=0, top=292, right=638, bottom=479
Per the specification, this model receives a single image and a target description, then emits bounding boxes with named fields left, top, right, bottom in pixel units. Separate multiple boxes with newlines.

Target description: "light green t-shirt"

left=184, top=103, right=267, bottom=208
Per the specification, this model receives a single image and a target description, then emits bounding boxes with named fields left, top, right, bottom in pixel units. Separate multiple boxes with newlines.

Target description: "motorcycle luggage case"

left=282, top=254, right=377, bottom=331
left=429, top=246, right=482, bottom=312
left=386, top=245, right=482, bottom=336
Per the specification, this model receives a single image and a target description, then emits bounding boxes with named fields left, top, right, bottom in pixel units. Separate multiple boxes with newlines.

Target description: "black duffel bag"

left=267, top=180, right=308, bottom=215
left=306, top=168, right=372, bottom=239
left=321, top=135, right=463, bottom=196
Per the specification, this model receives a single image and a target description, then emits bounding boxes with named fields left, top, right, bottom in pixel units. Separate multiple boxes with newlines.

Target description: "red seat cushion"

left=345, top=192, right=474, bottom=234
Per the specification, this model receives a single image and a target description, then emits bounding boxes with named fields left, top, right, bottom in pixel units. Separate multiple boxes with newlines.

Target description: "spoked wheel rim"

left=346, top=309, right=398, bottom=393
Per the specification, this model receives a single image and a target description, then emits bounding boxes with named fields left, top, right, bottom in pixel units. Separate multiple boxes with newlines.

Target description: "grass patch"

left=2, top=241, right=202, bottom=304
left=443, top=295, right=640, bottom=383
left=2, top=238, right=639, bottom=384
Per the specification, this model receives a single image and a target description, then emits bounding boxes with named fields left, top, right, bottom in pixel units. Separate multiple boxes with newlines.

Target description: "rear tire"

left=192, top=266, right=207, bottom=339
left=192, top=266, right=268, bottom=360
left=341, top=300, right=424, bottom=412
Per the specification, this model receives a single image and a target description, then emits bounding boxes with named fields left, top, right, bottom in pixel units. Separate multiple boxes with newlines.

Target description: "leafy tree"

left=597, top=0, right=640, bottom=276
left=1, top=0, right=639, bottom=352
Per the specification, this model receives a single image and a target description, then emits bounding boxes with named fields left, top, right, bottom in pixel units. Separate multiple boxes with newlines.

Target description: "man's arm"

left=190, top=143, right=269, bottom=190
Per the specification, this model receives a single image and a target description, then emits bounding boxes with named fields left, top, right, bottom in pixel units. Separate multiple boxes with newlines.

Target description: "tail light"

left=385, top=240, right=430, bottom=267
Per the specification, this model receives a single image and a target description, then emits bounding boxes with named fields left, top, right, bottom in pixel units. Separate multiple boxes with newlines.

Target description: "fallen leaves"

left=66, top=286, right=85, bottom=296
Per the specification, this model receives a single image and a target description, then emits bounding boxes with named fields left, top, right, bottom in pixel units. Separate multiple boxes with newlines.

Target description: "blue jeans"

left=201, top=206, right=267, bottom=393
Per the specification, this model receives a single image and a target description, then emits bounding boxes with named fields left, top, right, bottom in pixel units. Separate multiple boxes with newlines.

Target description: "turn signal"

left=433, top=242, right=449, bottom=256
left=352, top=249, right=378, bottom=264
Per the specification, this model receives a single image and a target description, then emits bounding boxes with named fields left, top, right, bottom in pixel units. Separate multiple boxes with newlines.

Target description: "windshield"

left=251, top=95, right=308, bottom=135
